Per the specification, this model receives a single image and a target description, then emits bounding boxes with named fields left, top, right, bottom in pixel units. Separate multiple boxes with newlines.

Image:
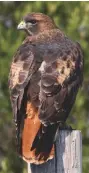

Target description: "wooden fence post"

left=28, top=130, right=82, bottom=173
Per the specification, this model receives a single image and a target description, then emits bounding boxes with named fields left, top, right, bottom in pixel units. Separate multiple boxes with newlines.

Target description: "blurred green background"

left=0, top=1, right=89, bottom=173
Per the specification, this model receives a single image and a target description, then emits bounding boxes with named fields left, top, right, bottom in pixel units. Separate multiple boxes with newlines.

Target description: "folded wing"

left=39, top=41, right=83, bottom=124
left=9, top=41, right=42, bottom=151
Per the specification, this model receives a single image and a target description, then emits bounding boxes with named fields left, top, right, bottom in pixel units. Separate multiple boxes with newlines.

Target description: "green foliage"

left=0, top=2, right=89, bottom=172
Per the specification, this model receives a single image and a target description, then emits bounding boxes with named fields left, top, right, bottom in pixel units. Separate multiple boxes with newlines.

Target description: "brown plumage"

left=8, top=13, right=83, bottom=164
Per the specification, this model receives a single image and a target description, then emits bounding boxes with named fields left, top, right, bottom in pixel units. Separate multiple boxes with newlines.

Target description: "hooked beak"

left=17, top=21, right=26, bottom=30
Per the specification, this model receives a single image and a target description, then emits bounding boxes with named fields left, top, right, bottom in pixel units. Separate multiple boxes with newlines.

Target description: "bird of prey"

left=8, top=13, right=83, bottom=164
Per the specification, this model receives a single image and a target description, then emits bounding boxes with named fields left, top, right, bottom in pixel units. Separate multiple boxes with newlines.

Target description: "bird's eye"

left=29, top=20, right=37, bottom=24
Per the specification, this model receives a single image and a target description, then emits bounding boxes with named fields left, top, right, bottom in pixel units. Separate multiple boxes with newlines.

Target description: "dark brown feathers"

left=9, top=13, right=83, bottom=164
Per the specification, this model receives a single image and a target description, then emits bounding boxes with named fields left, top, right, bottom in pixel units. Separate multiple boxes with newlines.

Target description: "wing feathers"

left=39, top=41, right=83, bottom=124
left=9, top=41, right=41, bottom=152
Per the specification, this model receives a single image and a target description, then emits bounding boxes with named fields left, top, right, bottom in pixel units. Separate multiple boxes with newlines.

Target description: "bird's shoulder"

left=32, top=29, right=83, bottom=62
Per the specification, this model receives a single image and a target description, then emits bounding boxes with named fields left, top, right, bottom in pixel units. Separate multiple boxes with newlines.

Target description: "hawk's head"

left=17, top=13, right=56, bottom=35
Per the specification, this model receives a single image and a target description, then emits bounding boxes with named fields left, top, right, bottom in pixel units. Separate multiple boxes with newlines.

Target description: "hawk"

left=8, top=13, right=83, bottom=164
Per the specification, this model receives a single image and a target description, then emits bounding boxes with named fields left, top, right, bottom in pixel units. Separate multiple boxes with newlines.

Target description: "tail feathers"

left=31, top=125, right=42, bottom=151
left=31, top=123, right=59, bottom=161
